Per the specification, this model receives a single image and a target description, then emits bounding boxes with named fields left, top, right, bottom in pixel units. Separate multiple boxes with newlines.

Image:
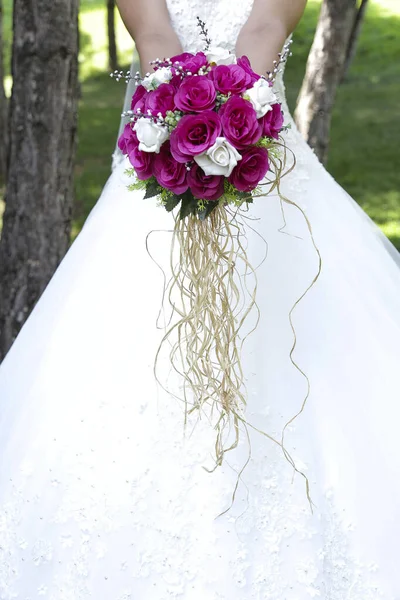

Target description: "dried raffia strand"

left=277, top=187, right=322, bottom=512
left=256, top=139, right=323, bottom=513
left=151, top=132, right=322, bottom=516
left=154, top=206, right=257, bottom=470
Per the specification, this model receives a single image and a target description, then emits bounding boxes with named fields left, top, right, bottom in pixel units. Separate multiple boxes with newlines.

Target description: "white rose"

left=133, top=118, right=169, bottom=153
left=246, top=78, right=277, bottom=118
left=141, top=67, right=172, bottom=90
left=205, top=46, right=236, bottom=66
left=194, top=137, right=242, bottom=177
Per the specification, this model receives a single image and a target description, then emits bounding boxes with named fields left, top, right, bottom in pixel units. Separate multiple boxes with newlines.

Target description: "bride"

left=1, top=0, right=400, bottom=597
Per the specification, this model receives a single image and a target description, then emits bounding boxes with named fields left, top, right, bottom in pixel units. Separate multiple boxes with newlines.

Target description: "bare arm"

left=235, top=0, right=307, bottom=76
left=116, top=0, right=183, bottom=75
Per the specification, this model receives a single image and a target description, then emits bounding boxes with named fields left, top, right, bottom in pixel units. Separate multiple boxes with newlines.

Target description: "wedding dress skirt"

left=1, top=0, right=400, bottom=598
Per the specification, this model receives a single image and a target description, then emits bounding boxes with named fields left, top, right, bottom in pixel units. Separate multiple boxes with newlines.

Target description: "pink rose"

left=208, top=64, right=252, bottom=95
left=124, top=130, right=154, bottom=180
left=130, top=84, right=147, bottom=113
left=130, top=149, right=154, bottom=180
left=118, top=125, right=154, bottom=179
left=261, top=102, right=284, bottom=139
left=174, top=75, right=216, bottom=113
left=236, top=56, right=260, bottom=86
left=170, top=51, right=208, bottom=74
left=229, top=146, right=269, bottom=192
left=219, top=96, right=262, bottom=149
left=188, top=164, right=224, bottom=201
left=118, top=123, right=137, bottom=155
left=146, top=83, right=176, bottom=116
left=170, top=110, right=222, bottom=163
left=153, top=141, right=188, bottom=194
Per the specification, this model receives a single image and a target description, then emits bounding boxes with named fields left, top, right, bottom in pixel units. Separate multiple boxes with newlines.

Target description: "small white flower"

left=194, top=136, right=242, bottom=177
left=246, top=78, right=277, bottom=118
left=205, top=46, right=236, bottom=66
left=141, top=67, right=172, bottom=90
left=133, top=118, right=169, bottom=153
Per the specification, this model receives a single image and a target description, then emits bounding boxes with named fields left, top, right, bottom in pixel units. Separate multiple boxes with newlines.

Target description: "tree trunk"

left=0, top=0, right=80, bottom=359
left=294, top=0, right=358, bottom=164
left=107, top=0, right=118, bottom=72
left=341, top=0, right=369, bottom=81
left=0, top=0, right=8, bottom=183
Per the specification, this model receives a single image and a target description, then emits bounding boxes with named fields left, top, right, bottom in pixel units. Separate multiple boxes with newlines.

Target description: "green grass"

left=286, top=0, right=400, bottom=247
left=1, top=0, right=400, bottom=247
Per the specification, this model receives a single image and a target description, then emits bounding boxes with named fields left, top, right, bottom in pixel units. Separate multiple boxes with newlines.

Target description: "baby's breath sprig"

left=149, top=56, right=198, bottom=80
left=121, top=106, right=177, bottom=130
left=149, top=57, right=173, bottom=69
left=110, top=69, right=143, bottom=86
left=196, top=16, right=212, bottom=51
left=264, top=38, right=293, bottom=84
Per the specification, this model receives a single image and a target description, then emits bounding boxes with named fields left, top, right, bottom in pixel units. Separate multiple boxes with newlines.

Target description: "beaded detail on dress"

left=0, top=278, right=393, bottom=598
left=0, top=395, right=389, bottom=598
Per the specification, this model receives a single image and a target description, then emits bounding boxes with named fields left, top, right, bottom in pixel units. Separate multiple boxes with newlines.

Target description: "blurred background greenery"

left=2, top=0, right=400, bottom=246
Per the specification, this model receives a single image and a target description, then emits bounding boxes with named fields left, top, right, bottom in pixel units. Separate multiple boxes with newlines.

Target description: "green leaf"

left=164, top=194, right=181, bottom=212
left=144, top=178, right=162, bottom=199
left=179, top=190, right=198, bottom=220
left=198, top=200, right=218, bottom=220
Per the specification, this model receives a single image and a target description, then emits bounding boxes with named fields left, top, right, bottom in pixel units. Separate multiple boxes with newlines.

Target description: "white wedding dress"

left=1, top=0, right=400, bottom=598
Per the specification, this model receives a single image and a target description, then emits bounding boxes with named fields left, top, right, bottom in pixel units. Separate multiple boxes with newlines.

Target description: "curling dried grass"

left=153, top=135, right=322, bottom=514
left=154, top=205, right=258, bottom=470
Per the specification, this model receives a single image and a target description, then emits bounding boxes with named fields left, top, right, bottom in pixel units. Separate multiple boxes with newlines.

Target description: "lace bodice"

left=166, top=0, right=290, bottom=115
left=165, top=0, right=254, bottom=54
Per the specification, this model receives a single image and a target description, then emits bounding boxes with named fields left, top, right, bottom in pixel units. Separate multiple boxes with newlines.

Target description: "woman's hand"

left=235, top=0, right=307, bottom=76
left=116, top=0, right=183, bottom=75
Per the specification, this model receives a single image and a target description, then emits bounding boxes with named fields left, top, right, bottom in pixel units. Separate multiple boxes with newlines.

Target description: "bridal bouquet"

left=117, top=49, right=285, bottom=220
left=114, top=23, right=318, bottom=509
